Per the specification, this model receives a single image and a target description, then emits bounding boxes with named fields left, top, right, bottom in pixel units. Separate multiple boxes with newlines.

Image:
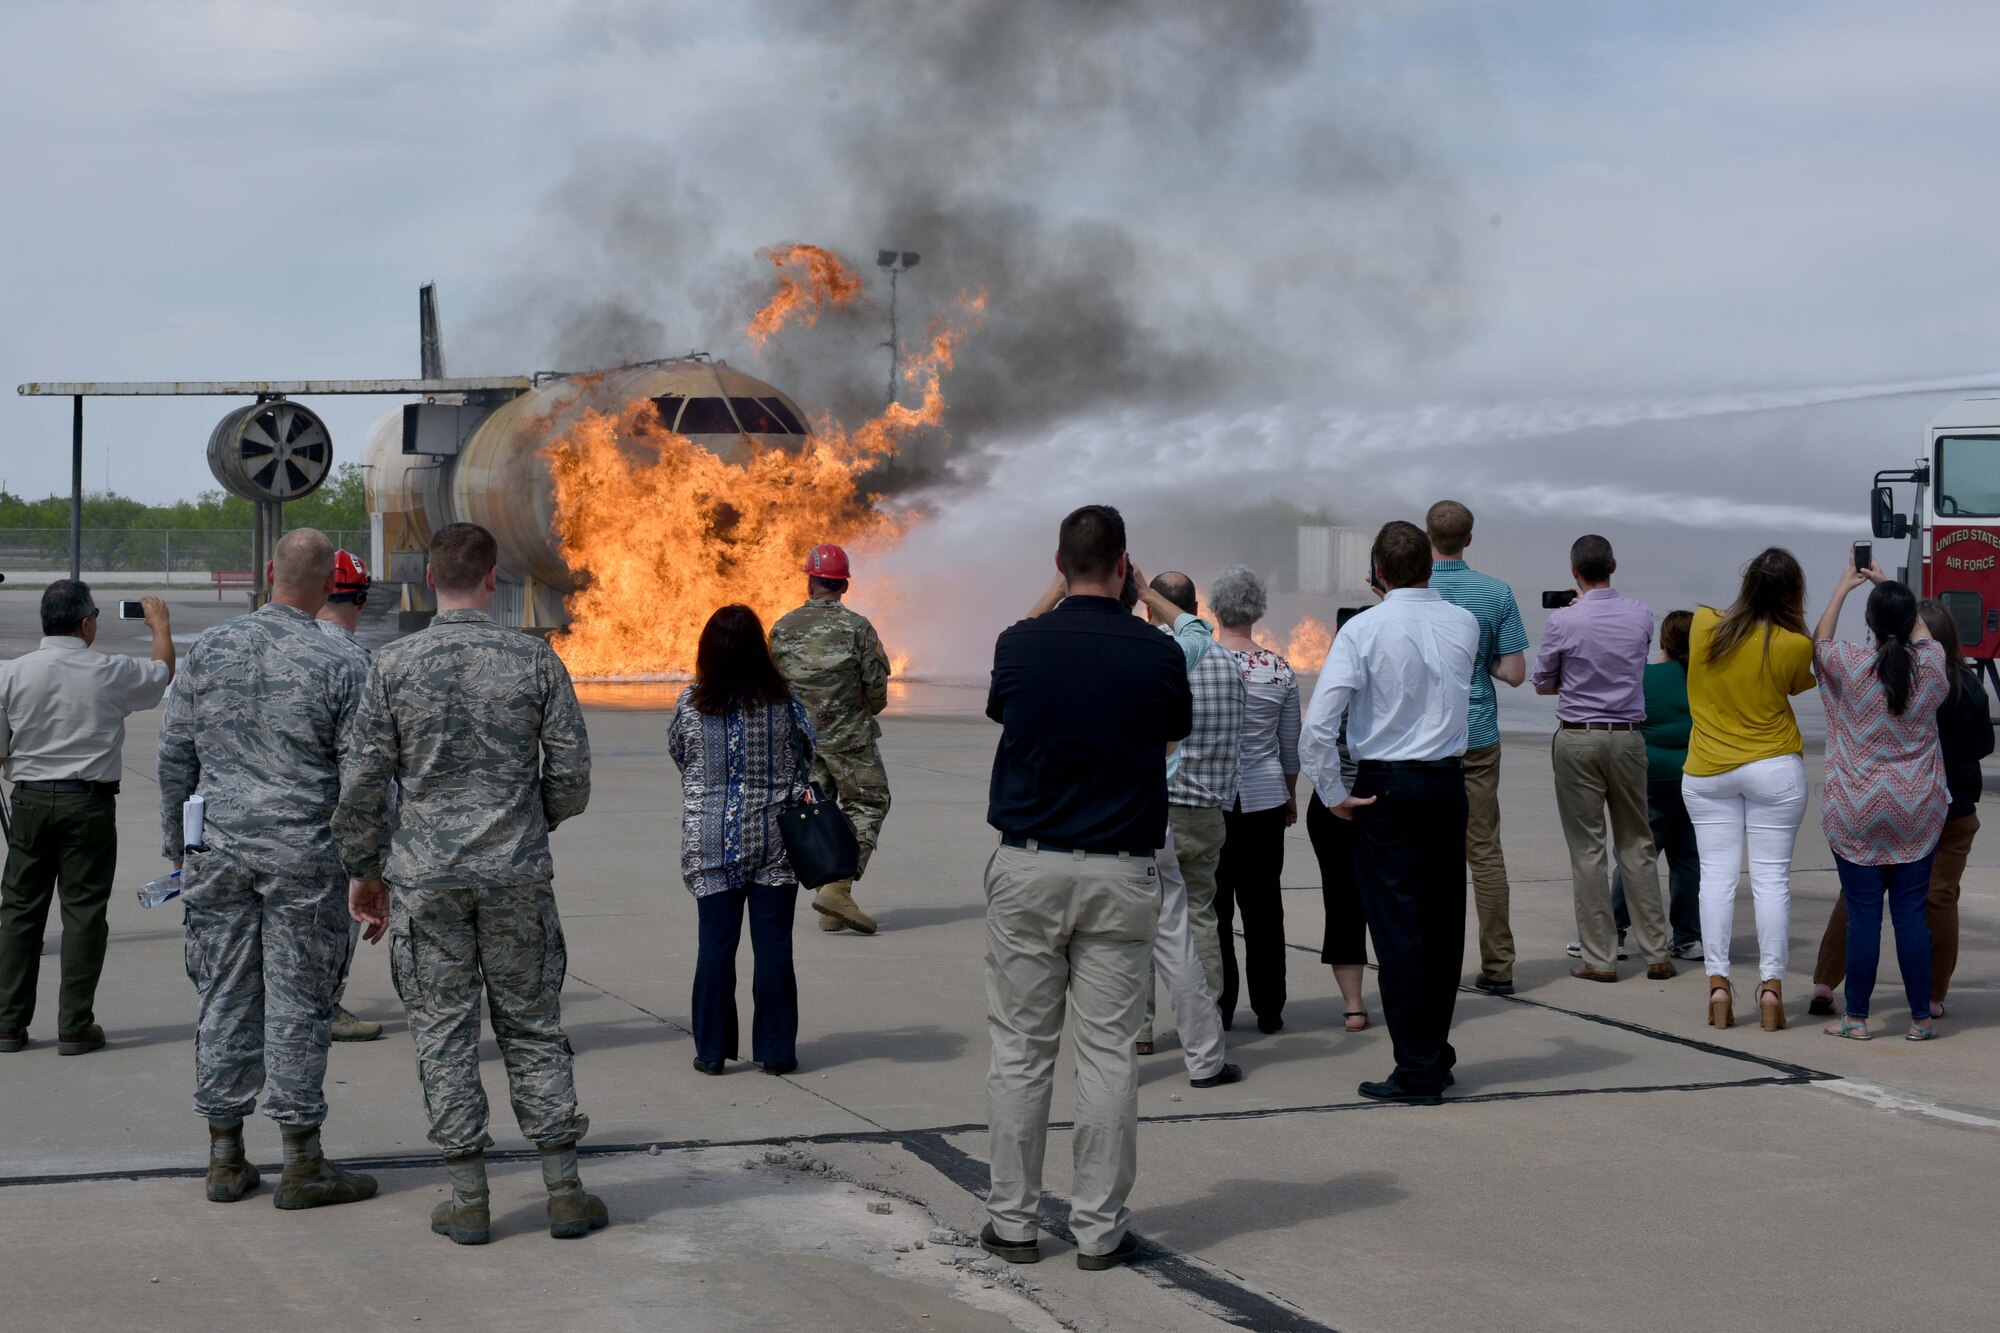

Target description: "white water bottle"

left=183, top=793, right=206, bottom=852
left=137, top=871, right=182, bottom=909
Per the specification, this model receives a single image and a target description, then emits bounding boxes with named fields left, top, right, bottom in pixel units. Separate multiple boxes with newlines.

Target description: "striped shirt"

left=1165, top=617, right=1245, bottom=808
left=1227, top=646, right=1300, bottom=813
left=1815, top=638, right=1948, bottom=866
left=1429, top=560, right=1527, bottom=750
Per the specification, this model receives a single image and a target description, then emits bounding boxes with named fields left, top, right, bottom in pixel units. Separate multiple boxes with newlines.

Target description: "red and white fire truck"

left=1873, top=398, right=2000, bottom=690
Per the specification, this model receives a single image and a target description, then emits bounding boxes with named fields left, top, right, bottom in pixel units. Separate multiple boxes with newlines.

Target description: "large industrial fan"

left=206, top=399, right=333, bottom=502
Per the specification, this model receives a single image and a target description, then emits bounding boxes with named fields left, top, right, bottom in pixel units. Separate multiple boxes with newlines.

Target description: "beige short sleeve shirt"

left=0, top=637, right=172, bottom=783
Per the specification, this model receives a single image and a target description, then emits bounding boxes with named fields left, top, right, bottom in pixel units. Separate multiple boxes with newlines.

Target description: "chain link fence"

left=0, top=529, right=369, bottom=582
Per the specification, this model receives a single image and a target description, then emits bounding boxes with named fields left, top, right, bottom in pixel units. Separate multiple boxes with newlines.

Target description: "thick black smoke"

left=467, top=1, right=1474, bottom=489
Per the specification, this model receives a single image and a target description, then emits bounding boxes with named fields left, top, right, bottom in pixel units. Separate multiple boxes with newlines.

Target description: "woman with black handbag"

left=668, top=605, right=820, bottom=1075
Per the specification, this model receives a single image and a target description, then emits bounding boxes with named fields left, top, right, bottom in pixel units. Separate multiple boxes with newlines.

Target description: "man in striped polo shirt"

left=1425, top=502, right=1529, bottom=995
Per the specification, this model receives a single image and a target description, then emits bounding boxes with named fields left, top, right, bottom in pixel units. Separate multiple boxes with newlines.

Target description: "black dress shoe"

left=1358, top=1078, right=1443, bottom=1106
left=691, top=1058, right=726, bottom=1075
left=1256, top=1015, right=1283, bottom=1034
left=760, top=1060, right=799, bottom=1075
left=0, top=1027, right=27, bottom=1054
left=1189, top=1062, right=1243, bottom=1088
left=57, top=1024, right=104, bottom=1056
left=1076, top=1231, right=1140, bottom=1271
left=981, top=1222, right=1041, bottom=1265
left=1473, top=977, right=1515, bottom=996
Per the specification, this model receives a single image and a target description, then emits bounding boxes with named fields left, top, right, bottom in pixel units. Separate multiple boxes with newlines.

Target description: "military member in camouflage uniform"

left=157, top=528, right=378, bottom=1210
left=336, top=522, right=600, bottom=1246
left=770, top=543, right=891, bottom=935
left=316, top=548, right=383, bottom=1043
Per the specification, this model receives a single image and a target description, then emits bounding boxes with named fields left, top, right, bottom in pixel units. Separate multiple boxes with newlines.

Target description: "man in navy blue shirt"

left=980, top=505, right=1190, bottom=1273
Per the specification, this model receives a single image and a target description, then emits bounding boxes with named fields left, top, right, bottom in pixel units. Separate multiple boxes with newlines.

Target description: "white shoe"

left=1670, top=940, right=1705, bottom=961
left=1565, top=941, right=1629, bottom=961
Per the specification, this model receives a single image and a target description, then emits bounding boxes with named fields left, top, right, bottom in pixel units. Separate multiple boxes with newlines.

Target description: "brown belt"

left=1558, top=721, right=1639, bottom=732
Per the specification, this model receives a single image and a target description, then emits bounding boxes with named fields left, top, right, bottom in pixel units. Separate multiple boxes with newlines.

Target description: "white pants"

left=1681, top=754, right=1808, bottom=981
left=1152, top=828, right=1228, bottom=1080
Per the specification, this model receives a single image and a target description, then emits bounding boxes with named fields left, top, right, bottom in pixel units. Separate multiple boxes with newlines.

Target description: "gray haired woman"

left=1210, top=565, right=1301, bottom=1033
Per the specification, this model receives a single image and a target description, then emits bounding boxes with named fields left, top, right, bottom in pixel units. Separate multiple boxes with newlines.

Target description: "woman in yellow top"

left=1682, top=549, right=1817, bottom=1030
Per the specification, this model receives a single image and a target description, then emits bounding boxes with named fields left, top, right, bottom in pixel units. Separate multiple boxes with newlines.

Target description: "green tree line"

left=0, top=462, right=367, bottom=532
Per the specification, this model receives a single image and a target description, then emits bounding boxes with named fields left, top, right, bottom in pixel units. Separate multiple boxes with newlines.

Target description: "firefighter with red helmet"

left=770, top=544, right=893, bottom=934
left=316, top=550, right=384, bottom=1041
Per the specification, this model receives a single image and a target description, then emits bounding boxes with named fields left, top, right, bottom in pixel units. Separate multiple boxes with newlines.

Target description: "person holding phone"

left=1681, top=548, right=1817, bottom=1030
left=1533, top=536, right=1673, bottom=985
left=1811, top=597, right=1992, bottom=1022
left=1806, top=557, right=1947, bottom=1041
left=0, top=581, right=174, bottom=1057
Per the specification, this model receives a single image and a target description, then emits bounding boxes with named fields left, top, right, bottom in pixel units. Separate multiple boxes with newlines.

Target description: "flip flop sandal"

left=1823, top=1016, right=1871, bottom=1040
left=1906, top=1023, right=1937, bottom=1042
left=1343, top=1010, right=1370, bottom=1032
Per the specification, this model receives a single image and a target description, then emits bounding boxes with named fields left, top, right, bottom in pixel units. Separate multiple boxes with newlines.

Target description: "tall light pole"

left=877, top=249, right=920, bottom=406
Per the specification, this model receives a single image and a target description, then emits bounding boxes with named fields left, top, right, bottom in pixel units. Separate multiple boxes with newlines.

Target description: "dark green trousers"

left=0, top=789, right=119, bottom=1033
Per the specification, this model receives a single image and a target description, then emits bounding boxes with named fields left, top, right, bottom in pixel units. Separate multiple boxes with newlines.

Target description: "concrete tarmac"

left=2, top=589, right=1996, bottom=1331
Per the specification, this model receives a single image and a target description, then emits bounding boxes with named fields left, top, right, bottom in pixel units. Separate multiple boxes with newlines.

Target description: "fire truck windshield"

left=1935, top=435, right=2000, bottom=517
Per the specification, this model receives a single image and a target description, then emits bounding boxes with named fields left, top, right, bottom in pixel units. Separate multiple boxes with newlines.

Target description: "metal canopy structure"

left=12, top=372, right=535, bottom=585
left=17, top=377, right=531, bottom=397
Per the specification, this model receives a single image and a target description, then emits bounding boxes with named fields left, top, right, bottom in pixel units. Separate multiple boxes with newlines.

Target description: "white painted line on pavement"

left=1816, top=1078, right=2000, bottom=1131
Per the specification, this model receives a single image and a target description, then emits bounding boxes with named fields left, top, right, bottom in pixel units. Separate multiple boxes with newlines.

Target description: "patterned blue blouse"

left=668, top=690, right=816, bottom=897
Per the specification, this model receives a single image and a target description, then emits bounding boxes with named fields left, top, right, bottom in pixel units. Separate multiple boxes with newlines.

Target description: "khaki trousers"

left=1552, top=729, right=1667, bottom=972
left=1462, top=744, right=1514, bottom=984
left=1813, top=811, right=1979, bottom=1000
left=983, top=843, right=1158, bottom=1257
left=1139, top=805, right=1226, bottom=1043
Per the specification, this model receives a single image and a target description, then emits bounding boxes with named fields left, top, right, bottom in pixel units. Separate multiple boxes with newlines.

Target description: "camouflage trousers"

left=182, top=849, right=352, bottom=1127
left=389, top=880, right=588, bottom=1157
left=812, top=742, right=891, bottom=877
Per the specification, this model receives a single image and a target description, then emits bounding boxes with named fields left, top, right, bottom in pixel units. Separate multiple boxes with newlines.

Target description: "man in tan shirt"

left=0, top=580, right=174, bottom=1054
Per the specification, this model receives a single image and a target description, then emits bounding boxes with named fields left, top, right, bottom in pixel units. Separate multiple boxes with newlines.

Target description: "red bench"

left=210, top=569, right=254, bottom=600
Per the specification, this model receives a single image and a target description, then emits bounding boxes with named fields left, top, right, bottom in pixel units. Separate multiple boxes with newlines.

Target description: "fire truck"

left=1872, top=397, right=2000, bottom=694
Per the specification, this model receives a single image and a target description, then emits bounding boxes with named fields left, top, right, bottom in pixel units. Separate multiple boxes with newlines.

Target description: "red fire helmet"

left=804, top=544, right=851, bottom=580
left=333, top=549, right=371, bottom=592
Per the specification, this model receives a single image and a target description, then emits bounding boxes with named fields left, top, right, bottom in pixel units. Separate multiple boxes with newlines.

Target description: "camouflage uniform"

left=769, top=597, right=891, bottom=874
left=158, top=603, right=364, bottom=1128
left=331, top=609, right=592, bottom=1156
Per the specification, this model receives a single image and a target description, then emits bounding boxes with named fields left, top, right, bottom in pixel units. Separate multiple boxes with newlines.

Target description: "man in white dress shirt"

left=0, top=581, right=174, bottom=1055
left=1301, top=521, right=1479, bottom=1105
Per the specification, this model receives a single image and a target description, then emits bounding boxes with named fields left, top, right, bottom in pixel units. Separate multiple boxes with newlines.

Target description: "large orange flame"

left=545, top=251, right=983, bottom=678
left=744, top=243, right=865, bottom=350
left=1286, top=616, right=1332, bottom=672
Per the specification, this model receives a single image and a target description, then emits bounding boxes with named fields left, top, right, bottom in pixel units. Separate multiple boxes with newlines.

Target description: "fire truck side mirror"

left=1871, top=486, right=1908, bottom=541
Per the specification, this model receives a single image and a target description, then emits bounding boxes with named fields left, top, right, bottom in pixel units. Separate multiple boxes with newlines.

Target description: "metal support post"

left=70, top=395, right=83, bottom=581
left=883, top=268, right=901, bottom=406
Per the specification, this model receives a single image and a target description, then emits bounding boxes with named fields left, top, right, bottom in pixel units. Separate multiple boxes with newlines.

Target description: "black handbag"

left=777, top=713, right=860, bottom=890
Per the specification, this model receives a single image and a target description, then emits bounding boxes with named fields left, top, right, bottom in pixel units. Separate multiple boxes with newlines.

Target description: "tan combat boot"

left=811, top=879, right=878, bottom=935
left=273, top=1125, right=379, bottom=1210
left=431, top=1149, right=491, bottom=1245
left=205, top=1118, right=261, bottom=1203
left=330, top=1004, right=383, bottom=1042
left=818, top=913, right=848, bottom=932
left=540, top=1141, right=609, bottom=1239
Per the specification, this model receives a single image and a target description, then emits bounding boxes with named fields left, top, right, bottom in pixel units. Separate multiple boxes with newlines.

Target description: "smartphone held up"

left=117, top=599, right=145, bottom=620
left=1852, top=540, right=1873, bottom=576
left=1540, top=589, right=1578, bottom=610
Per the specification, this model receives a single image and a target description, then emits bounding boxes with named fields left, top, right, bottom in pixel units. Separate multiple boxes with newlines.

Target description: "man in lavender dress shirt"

left=1531, top=535, right=1673, bottom=982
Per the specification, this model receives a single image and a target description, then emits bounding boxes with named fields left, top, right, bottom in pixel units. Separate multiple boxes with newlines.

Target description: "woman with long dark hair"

left=1811, top=600, right=1993, bottom=1021
left=1811, top=567, right=1951, bottom=1039
left=1682, top=548, right=1817, bottom=1030
left=668, top=604, right=816, bottom=1075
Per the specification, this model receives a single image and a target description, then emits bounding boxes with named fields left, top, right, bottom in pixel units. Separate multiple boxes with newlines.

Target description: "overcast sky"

left=4, top=1, right=1998, bottom=653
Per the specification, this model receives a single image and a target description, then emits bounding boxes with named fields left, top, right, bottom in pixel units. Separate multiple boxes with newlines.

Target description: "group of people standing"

left=976, top=500, right=1988, bottom=1273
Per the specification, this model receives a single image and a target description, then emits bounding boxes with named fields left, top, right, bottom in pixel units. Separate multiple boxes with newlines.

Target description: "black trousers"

left=1305, top=792, right=1368, bottom=966
left=0, top=789, right=119, bottom=1034
left=1216, top=803, right=1289, bottom=1026
left=1352, top=764, right=1467, bottom=1093
left=692, top=882, right=798, bottom=1066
